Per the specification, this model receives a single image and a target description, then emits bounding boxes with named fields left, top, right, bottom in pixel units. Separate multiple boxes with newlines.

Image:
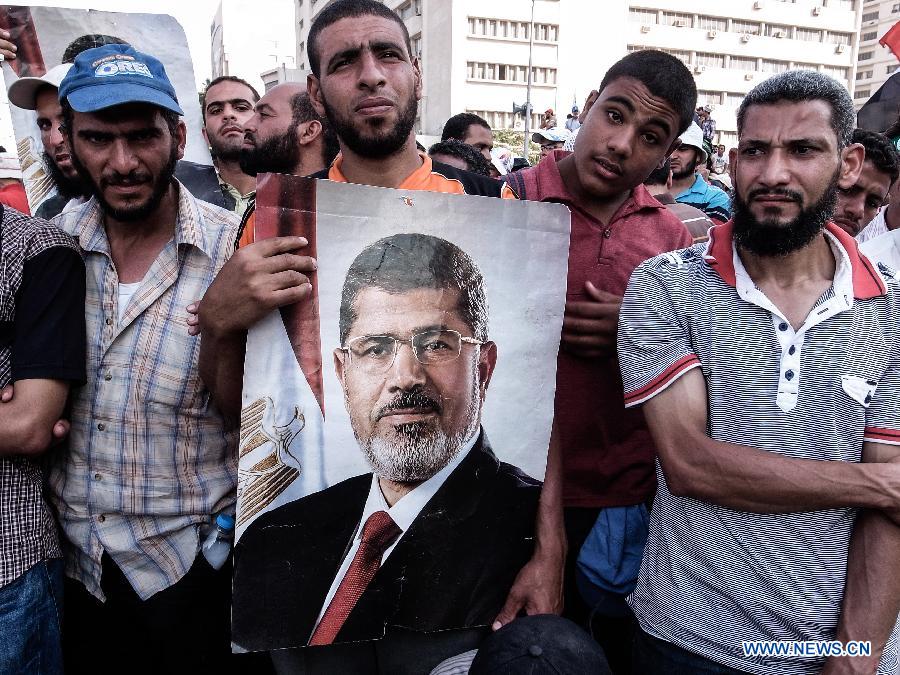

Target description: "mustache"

left=747, top=187, right=802, bottom=203
left=101, top=171, right=152, bottom=188
left=375, top=390, right=442, bottom=421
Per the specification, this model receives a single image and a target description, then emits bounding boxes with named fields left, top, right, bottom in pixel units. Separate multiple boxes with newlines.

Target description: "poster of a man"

left=0, top=6, right=209, bottom=215
left=230, top=175, right=570, bottom=663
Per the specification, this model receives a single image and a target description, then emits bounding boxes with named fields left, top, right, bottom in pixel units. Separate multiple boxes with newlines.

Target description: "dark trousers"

left=633, top=628, right=752, bottom=675
left=564, top=507, right=637, bottom=675
left=63, top=552, right=272, bottom=675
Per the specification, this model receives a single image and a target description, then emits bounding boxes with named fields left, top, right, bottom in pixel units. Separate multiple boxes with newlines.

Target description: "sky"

left=8, top=0, right=223, bottom=88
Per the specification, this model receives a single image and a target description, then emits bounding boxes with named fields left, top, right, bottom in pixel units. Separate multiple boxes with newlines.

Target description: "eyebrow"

left=206, top=97, right=252, bottom=112
left=326, top=39, right=407, bottom=71
left=604, top=95, right=673, bottom=137
left=254, top=103, right=274, bottom=115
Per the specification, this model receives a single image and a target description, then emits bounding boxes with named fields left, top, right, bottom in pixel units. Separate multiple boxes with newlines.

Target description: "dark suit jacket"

left=232, top=431, right=541, bottom=654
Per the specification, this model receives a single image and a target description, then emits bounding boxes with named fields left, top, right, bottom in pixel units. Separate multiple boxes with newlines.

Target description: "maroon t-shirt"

left=508, top=151, right=693, bottom=507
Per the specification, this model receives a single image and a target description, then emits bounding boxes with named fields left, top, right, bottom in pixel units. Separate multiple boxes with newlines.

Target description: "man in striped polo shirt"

left=619, top=70, right=900, bottom=674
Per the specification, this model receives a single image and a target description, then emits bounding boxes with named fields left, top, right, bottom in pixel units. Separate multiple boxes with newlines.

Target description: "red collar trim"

left=703, top=220, right=887, bottom=299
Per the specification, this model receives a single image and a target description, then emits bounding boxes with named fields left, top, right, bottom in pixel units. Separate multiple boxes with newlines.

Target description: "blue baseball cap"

left=58, top=44, right=184, bottom=116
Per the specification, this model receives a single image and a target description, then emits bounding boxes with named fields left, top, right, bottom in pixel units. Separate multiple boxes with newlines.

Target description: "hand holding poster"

left=232, top=174, right=570, bottom=667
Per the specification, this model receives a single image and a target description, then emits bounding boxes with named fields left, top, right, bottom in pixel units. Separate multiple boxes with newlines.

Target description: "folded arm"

left=0, top=378, right=69, bottom=456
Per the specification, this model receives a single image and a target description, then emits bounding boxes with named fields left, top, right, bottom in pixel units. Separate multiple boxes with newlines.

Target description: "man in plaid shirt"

left=0, top=203, right=85, bottom=673
left=44, top=44, right=259, bottom=673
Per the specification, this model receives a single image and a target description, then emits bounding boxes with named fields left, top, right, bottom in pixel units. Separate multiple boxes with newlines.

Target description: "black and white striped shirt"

left=618, top=221, right=900, bottom=675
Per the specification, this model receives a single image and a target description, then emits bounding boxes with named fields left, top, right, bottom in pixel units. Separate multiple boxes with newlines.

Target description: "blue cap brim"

left=66, top=82, right=184, bottom=116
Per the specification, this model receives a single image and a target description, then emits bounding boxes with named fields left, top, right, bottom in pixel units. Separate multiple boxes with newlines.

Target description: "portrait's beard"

left=352, top=382, right=481, bottom=483
left=239, top=126, right=300, bottom=177
left=71, top=140, right=178, bottom=223
left=672, top=155, right=698, bottom=180
left=732, top=172, right=839, bottom=257
left=44, top=151, right=88, bottom=199
left=323, top=91, right=418, bottom=159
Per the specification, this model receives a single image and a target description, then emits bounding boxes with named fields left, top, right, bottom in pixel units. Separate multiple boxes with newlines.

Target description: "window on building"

left=793, top=62, right=820, bottom=71
left=660, top=11, right=693, bottom=27
left=730, top=56, right=758, bottom=71
left=894, top=3, right=900, bottom=13
left=696, top=52, right=726, bottom=68
left=760, top=59, right=789, bottom=72
left=862, top=11, right=879, bottom=21
left=725, top=93, right=745, bottom=108
left=794, top=28, right=822, bottom=42
left=861, top=31, right=878, bottom=41
left=829, top=0, right=854, bottom=8
left=856, top=69, right=874, bottom=80
left=628, top=8, right=657, bottom=25
left=822, top=65, right=849, bottom=79
left=855, top=89, right=871, bottom=99
left=411, top=33, right=422, bottom=57
left=659, top=48, right=690, bottom=66
left=764, top=24, right=791, bottom=38
left=697, top=90, right=721, bottom=106
left=827, top=32, right=851, bottom=45
left=731, top=19, right=761, bottom=35
left=890, top=64, right=898, bottom=73
left=858, top=51, right=874, bottom=60
left=697, top=15, right=727, bottom=31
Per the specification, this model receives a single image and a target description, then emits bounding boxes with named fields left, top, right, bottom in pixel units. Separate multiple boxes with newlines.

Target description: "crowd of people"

left=1, top=0, right=900, bottom=673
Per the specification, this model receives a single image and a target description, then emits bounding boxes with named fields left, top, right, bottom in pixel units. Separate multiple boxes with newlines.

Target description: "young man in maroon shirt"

left=498, top=50, right=696, bottom=674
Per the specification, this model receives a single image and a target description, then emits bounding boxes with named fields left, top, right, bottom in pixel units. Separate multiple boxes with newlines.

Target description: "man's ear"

left=412, top=56, right=423, bottom=101
left=477, top=341, right=497, bottom=401
left=297, top=119, right=323, bottom=147
left=202, top=126, right=210, bottom=148
left=307, top=73, right=327, bottom=118
left=838, top=142, right=865, bottom=190
left=176, top=120, right=187, bottom=161
left=333, top=348, right=347, bottom=391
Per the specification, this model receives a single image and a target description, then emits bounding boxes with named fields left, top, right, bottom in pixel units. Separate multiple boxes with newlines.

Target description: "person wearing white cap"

left=668, top=121, right=730, bottom=223
left=531, top=127, right=571, bottom=158
left=7, top=62, right=88, bottom=219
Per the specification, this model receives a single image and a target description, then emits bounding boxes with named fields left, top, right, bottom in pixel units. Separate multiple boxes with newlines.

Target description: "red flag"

left=879, top=21, right=900, bottom=61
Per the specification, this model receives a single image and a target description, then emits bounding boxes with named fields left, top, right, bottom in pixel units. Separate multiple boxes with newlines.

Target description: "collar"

left=358, top=430, right=479, bottom=536
left=703, top=220, right=887, bottom=300
left=328, top=151, right=434, bottom=189
left=530, top=150, right=665, bottom=219
left=74, top=180, right=212, bottom=259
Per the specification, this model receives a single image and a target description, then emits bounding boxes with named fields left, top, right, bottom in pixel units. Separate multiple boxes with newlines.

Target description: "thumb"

left=584, top=281, right=620, bottom=303
left=492, top=593, right=524, bottom=631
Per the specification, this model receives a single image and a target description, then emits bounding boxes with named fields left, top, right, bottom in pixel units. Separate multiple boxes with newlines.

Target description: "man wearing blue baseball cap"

left=41, top=44, right=253, bottom=673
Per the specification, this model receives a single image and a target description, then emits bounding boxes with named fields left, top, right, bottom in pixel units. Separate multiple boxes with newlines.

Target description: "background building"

left=211, top=0, right=297, bottom=94
left=854, top=0, right=900, bottom=110
left=296, top=0, right=862, bottom=146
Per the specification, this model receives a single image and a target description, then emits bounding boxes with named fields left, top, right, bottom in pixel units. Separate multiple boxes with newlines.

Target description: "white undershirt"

left=312, top=431, right=480, bottom=634
left=118, top=282, right=141, bottom=323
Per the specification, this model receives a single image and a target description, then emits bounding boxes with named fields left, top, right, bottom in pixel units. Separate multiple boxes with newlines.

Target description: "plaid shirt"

left=0, top=206, right=81, bottom=588
left=50, top=183, right=239, bottom=600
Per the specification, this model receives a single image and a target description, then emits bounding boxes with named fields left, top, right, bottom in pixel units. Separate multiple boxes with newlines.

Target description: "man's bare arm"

left=197, top=236, right=315, bottom=421
left=642, top=368, right=900, bottom=515
left=821, top=442, right=900, bottom=675
left=0, top=378, right=69, bottom=456
left=492, top=421, right=566, bottom=628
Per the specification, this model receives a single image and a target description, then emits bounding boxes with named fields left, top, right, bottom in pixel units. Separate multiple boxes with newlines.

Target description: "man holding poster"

left=232, top=233, right=541, bottom=651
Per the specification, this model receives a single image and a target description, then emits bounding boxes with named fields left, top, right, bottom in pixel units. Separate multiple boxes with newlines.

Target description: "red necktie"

left=308, top=510, right=401, bottom=646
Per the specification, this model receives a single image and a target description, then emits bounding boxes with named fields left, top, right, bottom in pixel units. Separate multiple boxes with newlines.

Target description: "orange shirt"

left=237, top=153, right=516, bottom=248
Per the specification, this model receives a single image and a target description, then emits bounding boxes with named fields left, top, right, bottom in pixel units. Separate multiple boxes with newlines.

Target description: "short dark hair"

left=853, top=128, right=900, bottom=186
left=339, top=233, right=488, bottom=345
left=201, top=76, right=260, bottom=122
left=62, top=34, right=128, bottom=63
left=289, top=90, right=340, bottom=167
left=307, top=0, right=412, bottom=78
left=737, top=70, right=855, bottom=149
left=428, top=139, right=492, bottom=176
left=643, top=159, right=671, bottom=187
left=441, top=113, right=490, bottom=142
left=598, top=50, right=697, bottom=136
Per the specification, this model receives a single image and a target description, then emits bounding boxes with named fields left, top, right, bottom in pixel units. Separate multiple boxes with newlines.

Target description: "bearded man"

left=232, top=233, right=541, bottom=657
left=618, top=69, right=900, bottom=675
